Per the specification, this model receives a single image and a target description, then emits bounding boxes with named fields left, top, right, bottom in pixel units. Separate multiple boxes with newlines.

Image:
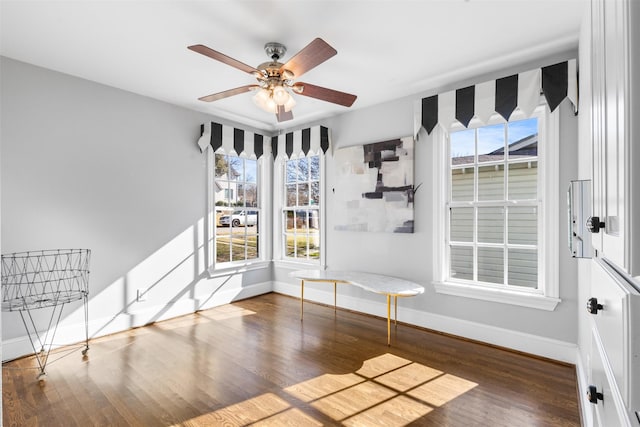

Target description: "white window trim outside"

left=432, top=104, right=560, bottom=311
left=206, top=149, right=270, bottom=276
left=273, top=154, right=327, bottom=270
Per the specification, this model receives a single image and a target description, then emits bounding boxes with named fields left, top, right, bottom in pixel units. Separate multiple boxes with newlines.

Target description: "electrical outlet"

left=136, top=289, right=147, bottom=302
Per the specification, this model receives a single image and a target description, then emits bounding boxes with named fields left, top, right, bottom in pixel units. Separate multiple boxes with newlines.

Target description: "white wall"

left=1, top=57, right=271, bottom=360
left=275, top=78, right=581, bottom=361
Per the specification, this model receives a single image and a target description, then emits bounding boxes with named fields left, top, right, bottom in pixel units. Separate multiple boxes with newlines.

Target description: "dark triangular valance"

left=197, top=123, right=330, bottom=160
left=419, top=59, right=577, bottom=135
left=271, top=126, right=330, bottom=159
left=198, top=122, right=269, bottom=159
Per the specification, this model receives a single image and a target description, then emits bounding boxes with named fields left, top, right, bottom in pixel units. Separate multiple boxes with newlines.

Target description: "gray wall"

left=276, top=89, right=580, bottom=349
left=1, top=57, right=271, bottom=358
left=2, top=54, right=580, bottom=361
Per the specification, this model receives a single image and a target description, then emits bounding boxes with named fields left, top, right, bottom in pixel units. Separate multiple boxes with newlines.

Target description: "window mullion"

left=292, top=210, right=297, bottom=258
left=473, top=128, right=479, bottom=282
left=504, top=203, right=509, bottom=285
left=305, top=210, right=310, bottom=261
left=503, top=124, right=508, bottom=286
left=244, top=223, right=248, bottom=261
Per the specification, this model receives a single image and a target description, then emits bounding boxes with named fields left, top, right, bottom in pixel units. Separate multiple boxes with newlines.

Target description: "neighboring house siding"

left=450, top=163, right=538, bottom=287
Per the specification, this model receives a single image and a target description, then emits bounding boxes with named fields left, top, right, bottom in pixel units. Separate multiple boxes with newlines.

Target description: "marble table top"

left=289, top=270, right=425, bottom=297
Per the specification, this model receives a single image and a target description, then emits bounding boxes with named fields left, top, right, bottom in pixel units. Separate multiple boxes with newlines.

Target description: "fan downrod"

left=264, top=42, right=286, bottom=61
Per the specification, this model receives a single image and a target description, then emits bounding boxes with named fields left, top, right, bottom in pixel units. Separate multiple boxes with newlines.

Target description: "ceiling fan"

left=188, top=38, right=357, bottom=122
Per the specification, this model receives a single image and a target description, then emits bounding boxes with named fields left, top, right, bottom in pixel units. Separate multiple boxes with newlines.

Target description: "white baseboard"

left=273, top=280, right=577, bottom=364
left=2, top=281, right=272, bottom=362
left=4, top=279, right=577, bottom=365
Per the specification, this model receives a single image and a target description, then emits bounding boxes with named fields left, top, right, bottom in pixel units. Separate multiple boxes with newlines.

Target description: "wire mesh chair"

left=1, top=249, right=90, bottom=380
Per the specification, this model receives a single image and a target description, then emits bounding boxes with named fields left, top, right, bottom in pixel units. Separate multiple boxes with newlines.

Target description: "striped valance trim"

left=271, top=126, right=330, bottom=159
left=197, top=122, right=330, bottom=159
left=197, top=122, right=269, bottom=159
left=420, top=59, right=578, bottom=134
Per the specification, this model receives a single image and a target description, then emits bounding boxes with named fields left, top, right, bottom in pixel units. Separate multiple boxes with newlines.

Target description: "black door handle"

left=586, top=216, right=605, bottom=233
left=587, top=297, right=603, bottom=314
left=587, top=385, right=603, bottom=404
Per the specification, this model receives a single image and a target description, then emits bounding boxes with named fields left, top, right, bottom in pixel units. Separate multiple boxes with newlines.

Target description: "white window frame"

left=206, top=150, right=269, bottom=276
left=273, top=154, right=327, bottom=269
left=432, top=105, right=560, bottom=310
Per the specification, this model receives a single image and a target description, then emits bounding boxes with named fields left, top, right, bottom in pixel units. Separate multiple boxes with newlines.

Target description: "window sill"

left=207, top=261, right=270, bottom=278
left=273, top=259, right=326, bottom=271
left=433, top=281, right=560, bottom=311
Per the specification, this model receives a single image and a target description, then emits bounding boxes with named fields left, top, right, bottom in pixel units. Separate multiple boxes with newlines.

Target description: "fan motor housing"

left=257, top=62, right=284, bottom=77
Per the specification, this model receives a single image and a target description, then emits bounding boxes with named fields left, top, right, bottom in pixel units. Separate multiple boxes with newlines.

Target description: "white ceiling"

left=0, top=0, right=587, bottom=132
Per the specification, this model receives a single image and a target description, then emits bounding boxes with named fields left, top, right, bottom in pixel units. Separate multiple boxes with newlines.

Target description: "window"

left=212, top=154, right=261, bottom=268
left=282, top=156, right=322, bottom=263
left=433, top=107, right=559, bottom=310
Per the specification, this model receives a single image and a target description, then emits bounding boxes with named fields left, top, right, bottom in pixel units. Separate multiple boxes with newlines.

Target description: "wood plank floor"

left=2, top=293, right=581, bottom=426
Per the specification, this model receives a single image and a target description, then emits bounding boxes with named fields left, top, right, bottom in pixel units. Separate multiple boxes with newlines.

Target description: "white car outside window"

left=219, top=210, right=258, bottom=227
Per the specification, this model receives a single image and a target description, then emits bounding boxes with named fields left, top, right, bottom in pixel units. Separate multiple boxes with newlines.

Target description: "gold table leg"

left=386, top=294, right=391, bottom=346
left=394, top=296, right=398, bottom=326
left=334, top=282, right=337, bottom=312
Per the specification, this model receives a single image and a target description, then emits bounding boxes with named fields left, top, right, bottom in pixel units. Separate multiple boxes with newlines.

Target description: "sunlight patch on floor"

left=201, top=305, right=256, bottom=321
left=251, top=408, right=323, bottom=426
left=175, top=353, right=477, bottom=426
left=311, top=381, right=398, bottom=420
left=285, top=353, right=478, bottom=426
left=175, top=393, right=300, bottom=426
left=356, top=353, right=413, bottom=378
left=407, top=373, right=478, bottom=407
left=342, top=395, right=433, bottom=427
left=284, top=373, right=365, bottom=403
left=376, top=362, right=443, bottom=392
left=153, top=315, right=212, bottom=331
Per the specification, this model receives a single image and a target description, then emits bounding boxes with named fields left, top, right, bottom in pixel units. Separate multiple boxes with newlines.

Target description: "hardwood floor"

left=2, top=293, right=581, bottom=426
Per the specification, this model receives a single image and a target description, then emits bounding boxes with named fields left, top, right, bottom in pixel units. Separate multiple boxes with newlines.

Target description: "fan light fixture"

left=188, top=38, right=357, bottom=122
left=252, top=84, right=296, bottom=113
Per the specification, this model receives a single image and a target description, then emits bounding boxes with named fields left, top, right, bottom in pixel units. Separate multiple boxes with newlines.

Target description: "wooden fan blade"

left=280, top=38, right=337, bottom=79
left=198, top=85, right=259, bottom=102
left=293, top=83, right=357, bottom=107
left=276, top=105, right=294, bottom=122
left=188, top=44, right=261, bottom=75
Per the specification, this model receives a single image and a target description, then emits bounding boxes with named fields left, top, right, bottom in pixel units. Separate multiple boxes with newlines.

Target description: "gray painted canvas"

left=334, top=136, right=415, bottom=233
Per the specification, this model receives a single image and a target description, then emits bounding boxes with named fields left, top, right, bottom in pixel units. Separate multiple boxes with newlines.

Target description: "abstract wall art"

left=333, top=136, right=415, bottom=233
